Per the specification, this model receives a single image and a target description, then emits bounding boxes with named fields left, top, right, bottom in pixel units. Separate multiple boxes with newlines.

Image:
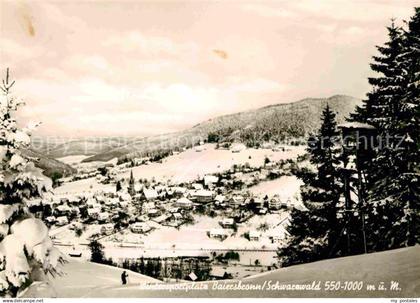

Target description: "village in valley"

left=28, top=141, right=307, bottom=281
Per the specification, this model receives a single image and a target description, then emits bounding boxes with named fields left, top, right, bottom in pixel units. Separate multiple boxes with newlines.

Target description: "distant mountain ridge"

left=31, top=137, right=130, bottom=159
left=78, top=95, right=361, bottom=163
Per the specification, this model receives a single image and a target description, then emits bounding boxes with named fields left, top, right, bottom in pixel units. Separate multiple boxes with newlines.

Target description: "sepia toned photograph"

left=0, top=0, right=419, bottom=300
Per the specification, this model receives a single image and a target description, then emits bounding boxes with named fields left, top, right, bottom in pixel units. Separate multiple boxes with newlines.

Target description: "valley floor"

left=54, top=212, right=289, bottom=266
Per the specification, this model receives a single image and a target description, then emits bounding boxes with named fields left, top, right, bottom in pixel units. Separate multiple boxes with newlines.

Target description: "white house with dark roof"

left=143, top=188, right=158, bottom=200
left=176, top=197, right=193, bottom=209
left=191, top=189, right=214, bottom=203
left=130, top=222, right=152, bottom=233
left=220, top=218, right=235, bottom=228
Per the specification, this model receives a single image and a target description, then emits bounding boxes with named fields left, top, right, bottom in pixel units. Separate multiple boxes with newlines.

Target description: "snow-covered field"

left=115, top=213, right=287, bottom=251
left=53, top=178, right=115, bottom=196
left=248, top=176, right=303, bottom=198
left=118, top=144, right=305, bottom=183
left=53, top=144, right=304, bottom=194
left=21, top=258, right=159, bottom=298
left=57, top=155, right=91, bottom=165
left=53, top=213, right=289, bottom=266
left=51, top=224, right=103, bottom=244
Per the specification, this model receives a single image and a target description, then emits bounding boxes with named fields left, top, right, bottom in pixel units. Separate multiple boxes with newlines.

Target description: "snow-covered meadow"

left=117, top=144, right=305, bottom=183
left=53, top=144, right=304, bottom=194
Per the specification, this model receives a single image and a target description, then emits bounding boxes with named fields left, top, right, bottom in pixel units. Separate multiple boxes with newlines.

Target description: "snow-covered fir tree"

left=371, top=8, right=420, bottom=249
left=351, top=10, right=420, bottom=251
left=350, top=21, right=406, bottom=129
left=399, top=7, right=420, bottom=245
left=0, top=69, right=64, bottom=297
left=277, top=105, right=343, bottom=266
left=350, top=21, right=407, bottom=186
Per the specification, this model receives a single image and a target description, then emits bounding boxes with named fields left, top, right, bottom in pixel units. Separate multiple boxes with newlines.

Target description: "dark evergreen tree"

left=89, top=239, right=106, bottom=264
left=278, top=105, right=343, bottom=266
left=139, top=257, right=145, bottom=274
left=350, top=21, right=407, bottom=190
left=398, top=7, right=420, bottom=245
left=155, top=258, right=162, bottom=278
left=116, top=180, right=122, bottom=192
left=372, top=9, right=420, bottom=248
left=350, top=11, right=420, bottom=250
left=145, top=260, right=154, bottom=277
left=350, top=21, right=406, bottom=129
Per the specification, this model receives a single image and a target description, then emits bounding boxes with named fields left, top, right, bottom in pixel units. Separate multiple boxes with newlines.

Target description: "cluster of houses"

left=34, top=166, right=297, bottom=244
left=29, top=143, right=307, bottom=282
left=32, top=187, right=194, bottom=237
left=40, top=144, right=302, bottom=246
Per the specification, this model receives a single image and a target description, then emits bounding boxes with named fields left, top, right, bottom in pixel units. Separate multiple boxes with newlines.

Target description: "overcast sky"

left=0, top=1, right=417, bottom=137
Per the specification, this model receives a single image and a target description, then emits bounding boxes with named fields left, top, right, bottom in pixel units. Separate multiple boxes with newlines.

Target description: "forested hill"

left=21, top=149, right=76, bottom=178
left=193, top=94, right=360, bottom=142
left=81, top=95, right=360, bottom=163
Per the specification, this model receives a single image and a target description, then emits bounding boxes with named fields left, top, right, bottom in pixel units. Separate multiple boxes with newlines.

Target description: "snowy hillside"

left=27, top=95, right=359, bottom=165
left=21, top=149, right=76, bottom=178
left=22, top=246, right=419, bottom=298
left=21, top=258, right=160, bottom=297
